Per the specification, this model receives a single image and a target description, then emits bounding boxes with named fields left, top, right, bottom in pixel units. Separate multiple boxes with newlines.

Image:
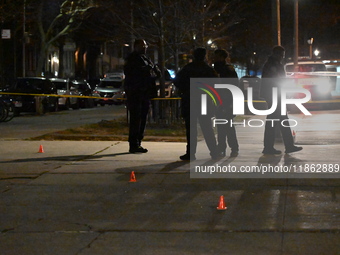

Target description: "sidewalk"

left=0, top=126, right=339, bottom=254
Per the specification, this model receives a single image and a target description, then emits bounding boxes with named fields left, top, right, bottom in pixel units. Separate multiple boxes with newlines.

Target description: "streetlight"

left=307, top=38, right=314, bottom=59
left=314, top=49, right=320, bottom=57
left=207, top=39, right=217, bottom=49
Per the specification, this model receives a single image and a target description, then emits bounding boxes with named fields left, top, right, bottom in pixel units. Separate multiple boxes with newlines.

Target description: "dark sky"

left=278, top=0, right=340, bottom=58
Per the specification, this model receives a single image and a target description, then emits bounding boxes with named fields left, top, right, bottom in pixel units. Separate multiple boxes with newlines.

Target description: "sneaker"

left=230, top=151, right=239, bottom=157
left=219, top=150, right=226, bottom=157
left=285, top=146, right=303, bottom=154
left=179, top=154, right=196, bottom=161
left=262, top=148, right=282, bottom=155
left=211, top=153, right=224, bottom=160
left=129, top=146, right=148, bottom=153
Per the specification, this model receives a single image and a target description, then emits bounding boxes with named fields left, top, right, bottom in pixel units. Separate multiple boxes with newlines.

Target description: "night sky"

left=278, top=0, right=339, bottom=58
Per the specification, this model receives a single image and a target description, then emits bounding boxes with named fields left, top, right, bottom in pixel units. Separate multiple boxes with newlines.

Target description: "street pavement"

left=0, top=111, right=339, bottom=254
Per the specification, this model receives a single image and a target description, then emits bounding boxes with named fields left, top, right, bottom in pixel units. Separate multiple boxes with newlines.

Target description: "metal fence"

left=148, top=98, right=182, bottom=124
left=124, top=98, right=183, bottom=125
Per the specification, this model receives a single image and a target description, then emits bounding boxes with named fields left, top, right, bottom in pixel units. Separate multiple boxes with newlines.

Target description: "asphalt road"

left=0, top=105, right=339, bottom=254
left=0, top=105, right=126, bottom=140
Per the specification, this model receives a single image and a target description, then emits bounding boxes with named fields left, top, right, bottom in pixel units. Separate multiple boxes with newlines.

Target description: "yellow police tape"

left=113, top=97, right=340, bottom=104
left=0, top=92, right=98, bottom=99
left=1, top=92, right=340, bottom=104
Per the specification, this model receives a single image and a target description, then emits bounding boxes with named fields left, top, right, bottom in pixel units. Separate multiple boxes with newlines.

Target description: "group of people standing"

left=174, top=47, right=239, bottom=160
left=123, top=39, right=302, bottom=160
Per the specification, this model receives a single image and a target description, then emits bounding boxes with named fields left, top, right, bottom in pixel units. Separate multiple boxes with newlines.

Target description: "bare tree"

left=33, top=0, right=94, bottom=76
left=164, top=0, right=241, bottom=70
left=106, top=0, right=240, bottom=96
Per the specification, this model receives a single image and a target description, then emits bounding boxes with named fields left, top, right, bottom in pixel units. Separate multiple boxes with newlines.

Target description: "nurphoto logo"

left=200, top=82, right=311, bottom=116
left=188, top=78, right=338, bottom=179
left=196, top=78, right=312, bottom=129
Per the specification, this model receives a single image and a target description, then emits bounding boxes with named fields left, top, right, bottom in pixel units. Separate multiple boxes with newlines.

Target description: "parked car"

left=93, top=71, right=125, bottom=106
left=240, top=75, right=261, bottom=99
left=156, top=68, right=177, bottom=97
left=285, top=61, right=334, bottom=100
left=6, top=77, right=58, bottom=114
left=50, top=78, right=80, bottom=110
left=71, top=80, right=95, bottom=108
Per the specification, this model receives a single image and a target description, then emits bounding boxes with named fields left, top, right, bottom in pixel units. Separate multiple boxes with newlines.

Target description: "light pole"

left=307, top=38, right=314, bottom=59
left=293, top=0, right=299, bottom=71
left=23, top=0, right=26, bottom=77
left=277, top=0, right=281, bottom=45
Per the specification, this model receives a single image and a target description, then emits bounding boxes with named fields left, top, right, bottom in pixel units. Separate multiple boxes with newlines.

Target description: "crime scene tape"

left=0, top=92, right=100, bottom=99
left=1, top=92, right=340, bottom=104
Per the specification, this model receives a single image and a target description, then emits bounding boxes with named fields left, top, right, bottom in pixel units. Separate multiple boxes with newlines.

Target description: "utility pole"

left=23, top=0, right=26, bottom=77
left=276, top=0, right=281, bottom=45
left=158, top=0, right=165, bottom=98
left=130, top=0, right=134, bottom=52
left=293, top=0, right=299, bottom=71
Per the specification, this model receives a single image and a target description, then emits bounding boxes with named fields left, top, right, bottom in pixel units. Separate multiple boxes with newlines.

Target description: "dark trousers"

left=263, top=100, right=294, bottom=149
left=216, top=107, right=239, bottom=153
left=127, top=94, right=150, bottom=148
left=183, top=112, right=218, bottom=157
left=216, top=120, right=239, bottom=153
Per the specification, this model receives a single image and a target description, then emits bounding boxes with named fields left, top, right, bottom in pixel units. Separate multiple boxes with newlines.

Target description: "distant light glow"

left=52, top=56, right=59, bottom=64
left=168, top=69, right=176, bottom=79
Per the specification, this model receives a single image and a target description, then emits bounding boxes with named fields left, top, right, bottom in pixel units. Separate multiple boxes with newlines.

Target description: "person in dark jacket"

left=260, top=45, right=302, bottom=154
left=175, top=47, right=219, bottom=160
left=214, top=49, right=239, bottom=157
left=124, top=39, right=160, bottom=153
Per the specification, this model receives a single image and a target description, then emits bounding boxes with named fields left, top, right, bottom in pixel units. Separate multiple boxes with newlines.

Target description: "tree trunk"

left=58, top=44, right=64, bottom=78
left=158, top=0, right=165, bottom=98
left=36, top=45, right=47, bottom=77
left=174, top=47, right=179, bottom=74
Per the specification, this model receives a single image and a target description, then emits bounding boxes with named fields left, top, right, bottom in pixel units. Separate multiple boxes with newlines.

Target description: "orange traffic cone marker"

left=38, top=145, right=44, bottom=153
left=129, top=171, right=137, bottom=182
left=217, top=195, right=227, bottom=210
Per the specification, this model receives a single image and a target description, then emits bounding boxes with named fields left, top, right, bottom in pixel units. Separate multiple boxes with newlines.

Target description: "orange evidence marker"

left=129, top=171, right=137, bottom=182
left=217, top=195, right=227, bottom=210
left=38, top=145, right=44, bottom=153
